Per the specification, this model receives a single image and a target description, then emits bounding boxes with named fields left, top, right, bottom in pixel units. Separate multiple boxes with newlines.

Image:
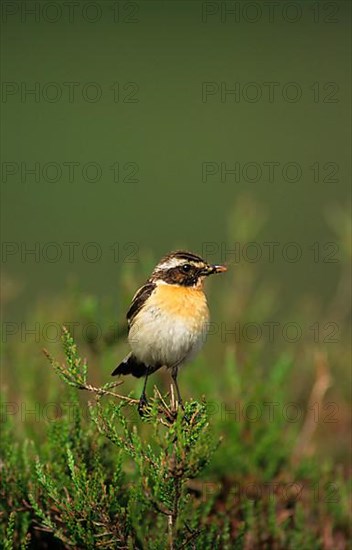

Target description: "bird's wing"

left=127, top=282, right=156, bottom=326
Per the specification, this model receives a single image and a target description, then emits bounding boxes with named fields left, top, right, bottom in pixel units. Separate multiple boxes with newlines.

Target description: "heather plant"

left=1, top=327, right=350, bottom=549
left=2, top=329, right=227, bottom=549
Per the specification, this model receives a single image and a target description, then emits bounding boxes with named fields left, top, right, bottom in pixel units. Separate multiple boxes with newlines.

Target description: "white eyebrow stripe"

left=155, top=259, right=205, bottom=272
left=156, top=258, right=184, bottom=270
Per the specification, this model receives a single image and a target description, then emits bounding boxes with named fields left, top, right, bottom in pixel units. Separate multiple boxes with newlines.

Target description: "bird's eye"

left=182, top=264, right=191, bottom=272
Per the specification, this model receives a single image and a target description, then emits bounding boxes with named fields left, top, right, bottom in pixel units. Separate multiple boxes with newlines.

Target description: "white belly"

left=128, top=305, right=208, bottom=369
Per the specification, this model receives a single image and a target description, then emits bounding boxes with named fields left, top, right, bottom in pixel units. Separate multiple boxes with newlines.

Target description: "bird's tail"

left=111, top=353, right=148, bottom=378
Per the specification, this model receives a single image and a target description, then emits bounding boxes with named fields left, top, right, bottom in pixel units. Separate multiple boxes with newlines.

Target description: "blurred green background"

left=1, top=2, right=351, bottom=545
left=1, top=0, right=350, bottom=320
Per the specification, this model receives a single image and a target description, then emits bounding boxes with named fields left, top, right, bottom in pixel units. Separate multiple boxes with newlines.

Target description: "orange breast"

left=148, top=284, right=209, bottom=327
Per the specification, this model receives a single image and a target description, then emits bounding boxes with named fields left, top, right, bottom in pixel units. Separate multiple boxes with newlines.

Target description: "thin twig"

left=168, top=514, right=174, bottom=550
left=154, top=386, right=177, bottom=424
left=170, top=383, right=176, bottom=413
left=155, top=386, right=172, bottom=413
left=77, top=382, right=139, bottom=404
left=292, top=352, right=332, bottom=462
left=179, top=527, right=203, bottom=549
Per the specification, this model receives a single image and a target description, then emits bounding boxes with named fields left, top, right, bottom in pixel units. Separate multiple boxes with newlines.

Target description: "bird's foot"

left=182, top=412, right=191, bottom=424
left=138, top=393, right=149, bottom=417
left=169, top=398, right=185, bottom=421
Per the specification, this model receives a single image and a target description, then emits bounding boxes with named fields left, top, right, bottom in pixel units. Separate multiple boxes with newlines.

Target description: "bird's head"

left=151, top=250, right=227, bottom=288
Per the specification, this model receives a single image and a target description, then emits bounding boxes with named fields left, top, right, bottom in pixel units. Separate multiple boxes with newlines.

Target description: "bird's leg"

left=171, top=366, right=184, bottom=410
left=138, top=373, right=149, bottom=415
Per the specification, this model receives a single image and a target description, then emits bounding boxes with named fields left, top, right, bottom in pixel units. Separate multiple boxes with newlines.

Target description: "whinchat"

left=111, top=250, right=227, bottom=411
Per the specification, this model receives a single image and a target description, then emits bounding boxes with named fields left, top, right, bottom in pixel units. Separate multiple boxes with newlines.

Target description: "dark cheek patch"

left=163, top=267, right=198, bottom=286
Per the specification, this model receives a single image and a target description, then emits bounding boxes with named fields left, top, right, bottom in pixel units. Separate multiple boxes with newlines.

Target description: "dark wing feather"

left=127, top=282, right=156, bottom=326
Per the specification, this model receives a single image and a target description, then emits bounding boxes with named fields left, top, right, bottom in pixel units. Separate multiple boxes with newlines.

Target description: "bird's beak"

left=212, top=264, right=227, bottom=274
left=202, top=264, right=227, bottom=276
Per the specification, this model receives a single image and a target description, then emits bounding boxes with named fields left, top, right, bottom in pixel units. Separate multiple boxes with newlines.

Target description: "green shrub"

left=1, top=328, right=350, bottom=548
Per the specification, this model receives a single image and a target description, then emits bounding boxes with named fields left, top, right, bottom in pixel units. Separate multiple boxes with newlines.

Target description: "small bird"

left=111, top=250, right=227, bottom=411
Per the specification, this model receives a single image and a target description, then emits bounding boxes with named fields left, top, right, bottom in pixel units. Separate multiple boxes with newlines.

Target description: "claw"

left=138, top=393, right=148, bottom=417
